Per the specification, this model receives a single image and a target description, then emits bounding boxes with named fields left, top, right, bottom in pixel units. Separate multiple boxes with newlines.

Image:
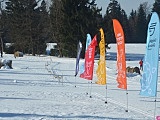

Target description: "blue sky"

left=96, top=0, right=155, bottom=15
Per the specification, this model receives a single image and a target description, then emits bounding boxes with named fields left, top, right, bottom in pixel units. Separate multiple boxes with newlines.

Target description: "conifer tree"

left=33, top=0, right=49, bottom=55
left=152, top=0, right=160, bottom=16
left=128, top=10, right=137, bottom=43
left=5, top=0, right=29, bottom=53
left=50, top=0, right=65, bottom=57
left=136, top=4, right=147, bottom=43
left=5, top=0, right=49, bottom=55
left=103, top=0, right=124, bottom=43
left=50, top=0, right=102, bottom=57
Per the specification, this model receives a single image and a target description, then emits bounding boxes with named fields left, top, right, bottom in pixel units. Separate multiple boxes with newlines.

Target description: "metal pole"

left=1, top=37, right=3, bottom=57
left=0, top=0, right=4, bottom=57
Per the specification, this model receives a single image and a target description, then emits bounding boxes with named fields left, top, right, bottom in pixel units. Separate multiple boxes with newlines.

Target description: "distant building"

left=5, top=43, right=13, bottom=48
left=46, top=43, right=57, bottom=55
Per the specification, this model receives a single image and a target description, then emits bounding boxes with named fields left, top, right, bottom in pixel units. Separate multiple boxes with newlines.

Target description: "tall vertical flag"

left=140, top=12, right=160, bottom=97
left=96, top=28, right=106, bottom=85
left=80, top=35, right=97, bottom=80
left=75, top=41, right=82, bottom=76
left=113, top=19, right=127, bottom=89
left=80, top=34, right=92, bottom=74
left=86, top=34, right=92, bottom=51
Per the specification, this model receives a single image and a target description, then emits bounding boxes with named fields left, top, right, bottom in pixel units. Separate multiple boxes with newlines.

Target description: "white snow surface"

left=0, top=44, right=159, bottom=120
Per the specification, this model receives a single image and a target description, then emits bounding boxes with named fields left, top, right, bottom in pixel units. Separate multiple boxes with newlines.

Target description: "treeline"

left=0, top=0, right=159, bottom=57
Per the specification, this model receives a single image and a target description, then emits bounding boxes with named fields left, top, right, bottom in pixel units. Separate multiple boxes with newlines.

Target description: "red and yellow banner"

left=96, top=28, right=106, bottom=85
left=113, top=19, right=127, bottom=89
left=80, top=35, right=97, bottom=80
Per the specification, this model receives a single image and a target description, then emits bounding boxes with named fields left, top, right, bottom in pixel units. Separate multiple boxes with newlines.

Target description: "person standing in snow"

left=139, top=59, right=143, bottom=71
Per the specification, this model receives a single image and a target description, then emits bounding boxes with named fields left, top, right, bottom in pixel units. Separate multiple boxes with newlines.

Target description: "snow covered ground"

left=0, top=44, right=159, bottom=120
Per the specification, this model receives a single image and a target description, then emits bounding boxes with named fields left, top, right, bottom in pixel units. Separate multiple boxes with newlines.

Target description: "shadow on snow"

left=0, top=112, right=132, bottom=120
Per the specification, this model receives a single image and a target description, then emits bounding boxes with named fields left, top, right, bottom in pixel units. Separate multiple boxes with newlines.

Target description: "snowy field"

left=0, top=44, right=159, bottom=120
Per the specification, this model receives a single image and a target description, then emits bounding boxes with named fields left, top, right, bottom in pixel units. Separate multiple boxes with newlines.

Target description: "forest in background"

left=0, top=0, right=159, bottom=57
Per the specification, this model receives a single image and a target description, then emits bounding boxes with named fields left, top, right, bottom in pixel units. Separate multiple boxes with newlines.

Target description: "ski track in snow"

left=0, top=44, right=159, bottom=120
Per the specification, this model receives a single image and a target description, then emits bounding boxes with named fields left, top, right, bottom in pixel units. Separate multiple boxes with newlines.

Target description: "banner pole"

left=86, top=81, right=89, bottom=95
left=105, top=84, right=108, bottom=104
left=89, top=81, right=92, bottom=98
left=125, top=90, right=128, bottom=112
left=74, top=76, right=77, bottom=87
left=154, top=97, right=157, bottom=119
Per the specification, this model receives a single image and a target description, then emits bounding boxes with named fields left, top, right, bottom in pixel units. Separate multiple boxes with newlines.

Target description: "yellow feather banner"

left=96, top=28, right=106, bottom=85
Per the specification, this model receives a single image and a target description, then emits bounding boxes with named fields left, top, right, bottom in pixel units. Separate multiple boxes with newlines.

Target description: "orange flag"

left=96, top=28, right=106, bottom=85
left=113, top=19, right=127, bottom=89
